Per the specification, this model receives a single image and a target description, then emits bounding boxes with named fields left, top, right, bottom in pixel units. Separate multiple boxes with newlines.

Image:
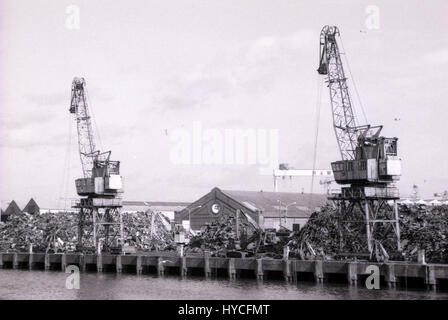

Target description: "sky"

left=1, top=0, right=447, bottom=209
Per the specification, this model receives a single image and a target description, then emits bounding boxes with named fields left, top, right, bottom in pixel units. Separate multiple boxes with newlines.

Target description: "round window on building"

left=211, top=203, right=221, bottom=215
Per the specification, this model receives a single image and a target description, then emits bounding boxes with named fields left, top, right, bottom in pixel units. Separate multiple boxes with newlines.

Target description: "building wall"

left=262, top=217, right=309, bottom=231
left=182, top=200, right=240, bottom=231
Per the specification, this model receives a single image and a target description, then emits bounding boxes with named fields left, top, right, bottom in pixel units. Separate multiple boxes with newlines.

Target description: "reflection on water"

left=0, top=269, right=447, bottom=300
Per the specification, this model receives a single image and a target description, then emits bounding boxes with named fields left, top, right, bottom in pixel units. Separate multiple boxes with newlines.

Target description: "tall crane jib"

left=69, top=77, right=124, bottom=254
left=317, top=26, right=402, bottom=257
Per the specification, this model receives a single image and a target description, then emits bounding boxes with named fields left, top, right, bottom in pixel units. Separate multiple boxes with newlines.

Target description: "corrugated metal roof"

left=149, top=206, right=187, bottom=212
left=122, top=205, right=149, bottom=212
left=221, top=189, right=327, bottom=218
left=123, top=200, right=191, bottom=207
left=122, top=200, right=189, bottom=214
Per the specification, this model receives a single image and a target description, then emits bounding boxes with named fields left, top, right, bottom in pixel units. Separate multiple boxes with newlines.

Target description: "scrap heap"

left=122, top=210, right=175, bottom=251
left=186, top=213, right=291, bottom=259
left=2, top=205, right=446, bottom=262
left=187, top=212, right=259, bottom=257
left=399, top=205, right=448, bottom=263
left=287, top=204, right=448, bottom=263
left=0, top=212, right=78, bottom=252
left=286, top=206, right=342, bottom=260
left=0, top=209, right=174, bottom=253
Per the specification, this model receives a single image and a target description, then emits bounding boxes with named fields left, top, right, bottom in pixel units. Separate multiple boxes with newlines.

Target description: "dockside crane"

left=317, top=26, right=402, bottom=255
left=69, top=77, right=124, bottom=254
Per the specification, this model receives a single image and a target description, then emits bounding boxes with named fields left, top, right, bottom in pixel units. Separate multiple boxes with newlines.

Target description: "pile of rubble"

left=287, top=204, right=448, bottom=263
left=186, top=213, right=293, bottom=259
left=400, top=205, right=448, bottom=263
left=122, top=211, right=175, bottom=251
left=186, top=204, right=448, bottom=262
left=2, top=205, right=446, bottom=262
left=187, top=213, right=259, bottom=257
left=0, top=212, right=78, bottom=253
left=286, top=206, right=342, bottom=260
left=0, top=210, right=174, bottom=253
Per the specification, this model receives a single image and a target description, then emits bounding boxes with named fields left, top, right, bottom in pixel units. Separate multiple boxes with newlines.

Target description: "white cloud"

left=154, top=29, right=315, bottom=111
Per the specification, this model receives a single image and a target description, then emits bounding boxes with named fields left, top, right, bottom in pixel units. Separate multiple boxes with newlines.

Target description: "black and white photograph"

left=0, top=0, right=448, bottom=306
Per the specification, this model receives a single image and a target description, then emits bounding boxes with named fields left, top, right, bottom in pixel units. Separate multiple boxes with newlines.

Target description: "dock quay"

left=1, top=252, right=447, bottom=291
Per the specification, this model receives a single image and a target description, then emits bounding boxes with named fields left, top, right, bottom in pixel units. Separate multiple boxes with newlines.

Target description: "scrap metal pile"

left=2, top=205, right=447, bottom=262
left=0, top=212, right=78, bottom=253
left=186, top=213, right=261, bottom=257
left=399, top=205, right=448, bottom=263
left=122, top=210, right=175, bottom=251
left=186, top=213, right=290, bottom=259
left=0, top=209, right=174, bottom=253
left=186, top=204, right=448, bottom=263
left=286, top=206, right=342, bottom=260
left=287, top=204, right=448, bottom=263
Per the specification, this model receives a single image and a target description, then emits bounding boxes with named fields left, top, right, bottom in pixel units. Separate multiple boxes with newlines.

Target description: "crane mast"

left=317, top=26, right=402, bottom=257
left=69, top=77, right=124, bottom=254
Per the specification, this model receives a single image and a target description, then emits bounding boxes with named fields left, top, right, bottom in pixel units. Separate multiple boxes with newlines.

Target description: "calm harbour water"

left=0, top=269, right=447, bottom=300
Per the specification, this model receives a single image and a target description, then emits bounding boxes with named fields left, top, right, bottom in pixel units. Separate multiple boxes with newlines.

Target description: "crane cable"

left=58, top=112, right=73, bottom=210
left=309, top=74, right=323, bottom=204
left=339, top=35, right=369, bottom=125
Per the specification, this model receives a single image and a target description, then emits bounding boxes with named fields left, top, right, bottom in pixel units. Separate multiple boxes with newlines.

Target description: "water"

left=0, top=269, right=447, bottom=300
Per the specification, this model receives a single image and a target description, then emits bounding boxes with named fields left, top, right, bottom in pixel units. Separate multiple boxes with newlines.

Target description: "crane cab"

left=75, top=152, right=123, bottom=197
left=331, top=134, right=401, bottom=187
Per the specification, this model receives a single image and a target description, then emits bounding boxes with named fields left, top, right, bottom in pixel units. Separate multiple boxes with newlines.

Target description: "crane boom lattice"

left=70, top=78, right=98, bottom=178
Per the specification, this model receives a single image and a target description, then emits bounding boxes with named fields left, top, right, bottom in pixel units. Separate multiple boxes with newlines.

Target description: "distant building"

left=398, top=199, right=414, bottom=206
left=398, top=198, right=448, bottom=207
left=122, top=200, right=190, bottom=220
left=429, top=199, right=442, bottom=206
left=39, top=208, right=78, bottom=214
left=175, top=187, right=328, bottom=231
left=23, top=198, right=40, bottom=215
left=37, top=200, right=190, bottom=217
left=1, top=200, right=22, bottom=222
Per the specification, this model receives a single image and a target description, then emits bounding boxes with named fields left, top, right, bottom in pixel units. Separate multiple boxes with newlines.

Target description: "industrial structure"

left=272, top=163, right=333, bottom=193
left=318, top=26, right=402, bottom=254
left=69, top=77, right=124, bottom=253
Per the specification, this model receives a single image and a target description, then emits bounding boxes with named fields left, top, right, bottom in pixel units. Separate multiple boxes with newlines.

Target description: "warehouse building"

left=175, top=187, right=328, bottom=231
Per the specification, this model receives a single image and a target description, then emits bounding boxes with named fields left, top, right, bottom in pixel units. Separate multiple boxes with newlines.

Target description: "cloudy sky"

left=1, top=0, right=447, bottom=208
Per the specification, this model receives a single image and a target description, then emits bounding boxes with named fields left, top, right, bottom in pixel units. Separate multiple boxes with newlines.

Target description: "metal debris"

left=0, top=210, right=174, bottom=253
